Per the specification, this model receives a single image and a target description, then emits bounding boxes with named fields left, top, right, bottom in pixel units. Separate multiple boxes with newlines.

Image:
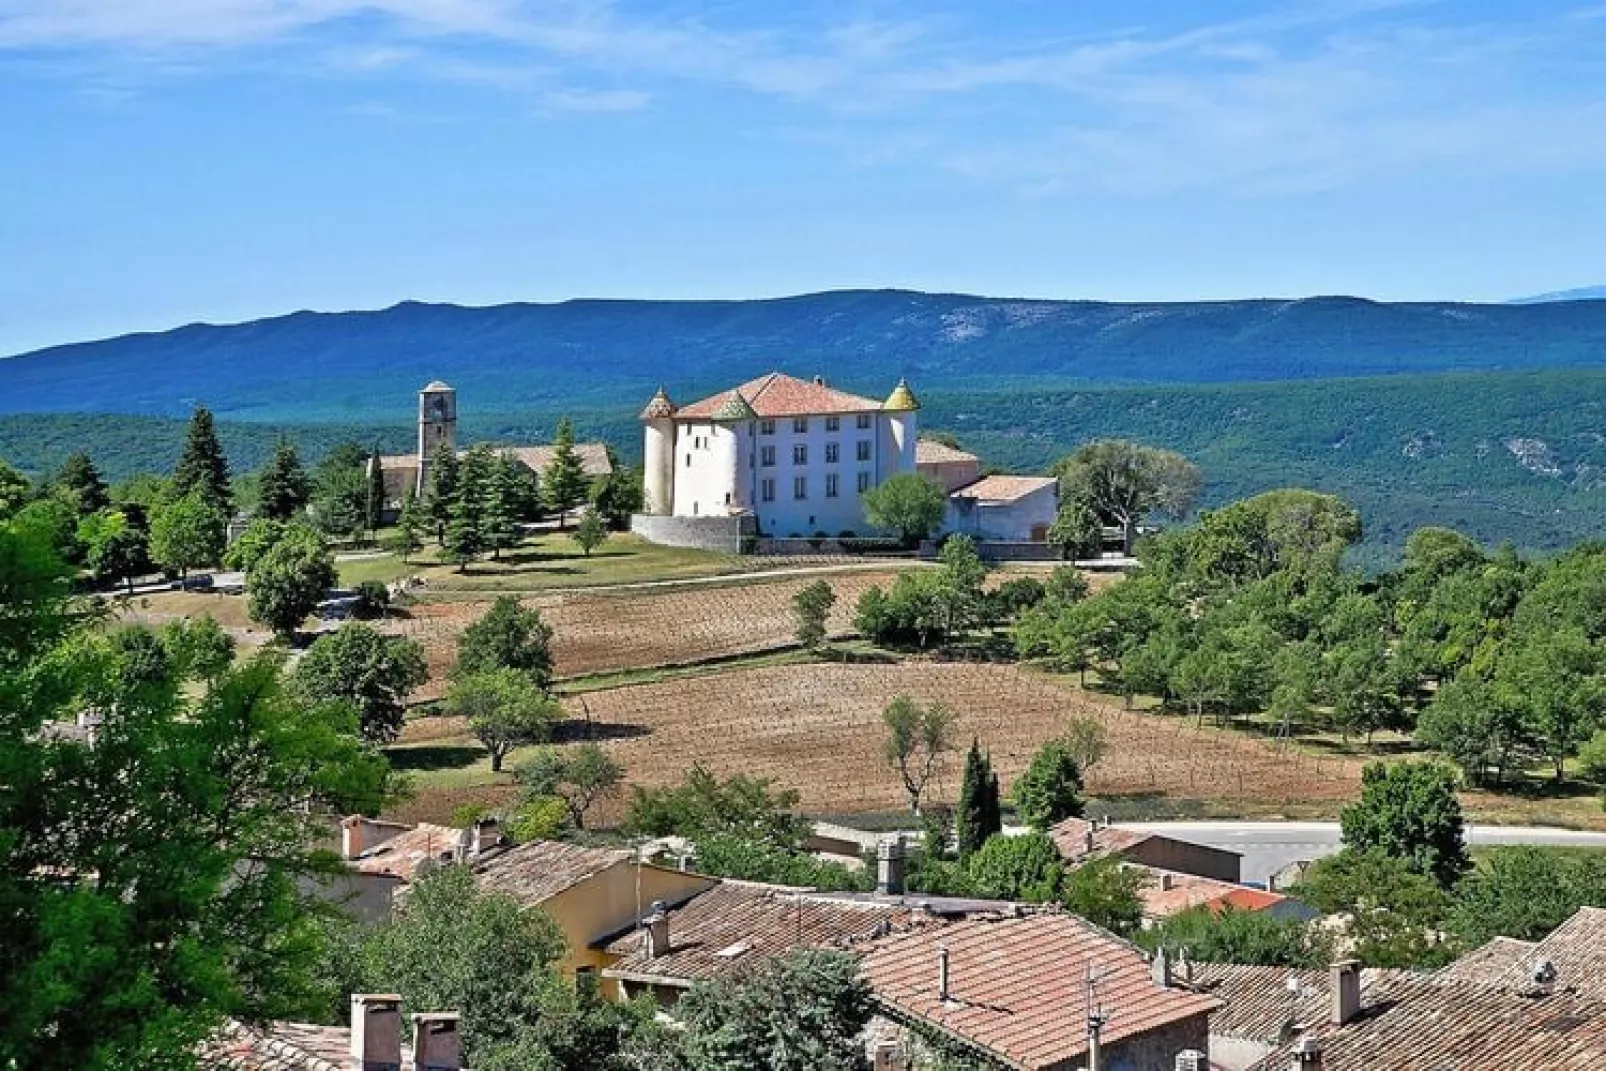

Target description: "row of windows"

left=759, top=472, right=871, bottom=501
left=757, top=441, right=873, bottom=467
left=759, top=414, right=873, bottom=435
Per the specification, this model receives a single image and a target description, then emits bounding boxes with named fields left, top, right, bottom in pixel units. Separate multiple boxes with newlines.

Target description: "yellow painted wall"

left=541, top=862, right=716, bottom=1000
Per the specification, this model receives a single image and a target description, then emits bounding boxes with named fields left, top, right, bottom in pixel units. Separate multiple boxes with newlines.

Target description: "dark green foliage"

left=1450, top=847, right=1606, bottom=946
left=590, top=462, right=643, bottom=529
left=52, top=450, right=108, bottom=516
left=159, top=615, right=237, bottom=683
left=445, top=444, right=494, bottom=568
left=861, top=472, right=946, bottom=545
left=1047, top=497, right=1102, bottom=560
left=444, top=668, right=560, bottom=773
left=293, top=622, right=429, bottom=744
left=246, top=524, right=337, bottom=639
left=1340, top=762, right=1470, bottom=888
left=624, top=762, right=809, bottom=848
left=515, top=743, right=624, bottom=830
left=366, top=450, right=386, bottom=531
left=792, top=578, right=837, bottom=651
left=1141, top=906, right=1333, bottom=968
left=351, top=579, right=391, bottom=620
left=1012, top=739, right=1086, bottom=832
left=1054, top=439, right=1200, bottom=552
left=677, top=949, right=874, bottom=1071
left=0, top=458, right=30, bottom=517
left=955, top=739, right=1001, bottom=858
left=963, top=832, right=1063, bottom=902
left=257, top=440, right=312, bottom=521
left=395, top=485, right=424, bottom=560
left=455, top=595, right=555, bottom=692
left=78, top=508, right=147, bottom=592
left=691, top=834, right=871, bottom=892
left=310, top=441, right=371, bottom=540
left=425, top=444, right=460, bottom=546
left=1060, top=855, right=1147, bottom=936
left=482, top=452, right=523, bottom=560
left=171, top=404, right=231, bottom=514
left=1291, top=851, right=1454, bottom=968
left=542, top=418, right=590, bottom=527
left=148, top=490, right=226, bottom=579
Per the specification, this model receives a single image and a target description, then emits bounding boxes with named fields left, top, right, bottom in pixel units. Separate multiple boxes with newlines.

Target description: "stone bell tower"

left=417, top=380, right=458, bottom=493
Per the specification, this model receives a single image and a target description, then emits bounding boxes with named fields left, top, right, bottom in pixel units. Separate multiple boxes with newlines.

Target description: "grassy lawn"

left=339, top=531, right=754, bottom=592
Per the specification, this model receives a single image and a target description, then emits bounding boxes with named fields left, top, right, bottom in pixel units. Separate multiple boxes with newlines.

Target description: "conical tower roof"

left=422, top=380, right=454, bottom=393
left=882, top=377, right=920, bottom=412
left=639, top=385, right=677, bottom=420
left=710, top=389, right=758, bottom=421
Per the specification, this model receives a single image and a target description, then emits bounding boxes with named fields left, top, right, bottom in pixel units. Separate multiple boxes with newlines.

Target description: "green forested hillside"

left=5, top=367, right=1604, bottom=562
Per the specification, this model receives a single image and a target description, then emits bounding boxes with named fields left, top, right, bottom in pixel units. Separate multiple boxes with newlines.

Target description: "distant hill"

left=1509, top=286, right=1606, bottom=304
left=8, top=290, right=1606, bottom=422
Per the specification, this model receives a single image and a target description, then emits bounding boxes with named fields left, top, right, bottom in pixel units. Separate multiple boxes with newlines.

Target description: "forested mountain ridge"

left=7, top=289, right=1606, bottom=421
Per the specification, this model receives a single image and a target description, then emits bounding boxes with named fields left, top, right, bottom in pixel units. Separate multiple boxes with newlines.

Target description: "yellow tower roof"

left=882, top=378, right=920, bottom=412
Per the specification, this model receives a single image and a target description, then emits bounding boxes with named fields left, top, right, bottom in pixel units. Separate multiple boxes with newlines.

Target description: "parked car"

left=169, top=574, right=214, bottom=591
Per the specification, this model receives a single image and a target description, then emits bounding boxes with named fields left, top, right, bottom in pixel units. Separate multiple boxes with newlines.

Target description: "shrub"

left=351, top=580, right=391, bottom=619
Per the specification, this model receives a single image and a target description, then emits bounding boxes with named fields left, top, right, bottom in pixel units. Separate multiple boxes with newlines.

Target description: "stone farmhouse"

left=634, top=372, right=1059, bottom=549
left=367, top=380, right=612, bottom=523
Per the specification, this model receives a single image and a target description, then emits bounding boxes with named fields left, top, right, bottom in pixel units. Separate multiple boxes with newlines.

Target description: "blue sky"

left=3, top=0, right=1605, bottom=356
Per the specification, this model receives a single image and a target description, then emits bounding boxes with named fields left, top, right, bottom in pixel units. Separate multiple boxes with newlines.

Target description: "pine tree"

left=396, top=486, right=423, bottom=563
left=444, top=445, right=492, bottom=571
left=257, top=441, right=311, bottom=521
left=956, top=738, right=989, bottom=858
left=482, top=453, right=522, bottom=561
left=53, top=451, right=109, bottom=517
left=366, top=450, right=386, bottom=533
left=425, top=444, right=460, bottom=547
left=542, top=418, right=589, bottom=529
left=172, top=404, right=232, bottom=514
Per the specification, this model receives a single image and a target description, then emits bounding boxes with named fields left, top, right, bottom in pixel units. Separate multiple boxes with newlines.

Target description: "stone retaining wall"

left=629, top=513, right=756, bottom=553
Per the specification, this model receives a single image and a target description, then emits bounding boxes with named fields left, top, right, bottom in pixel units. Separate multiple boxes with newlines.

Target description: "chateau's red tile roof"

left=676, top=373, right=883, bottom=419
left=862, top=913, right=1221, bottom=1070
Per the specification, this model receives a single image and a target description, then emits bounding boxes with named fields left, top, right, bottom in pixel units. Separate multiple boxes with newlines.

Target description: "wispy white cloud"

left=540, top=85, right=648, bottom=112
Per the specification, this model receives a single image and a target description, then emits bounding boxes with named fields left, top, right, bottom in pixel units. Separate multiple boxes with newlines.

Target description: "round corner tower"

left=881, top=377, right=921, bottom=475
left=640, top=386, right=677, bottom=515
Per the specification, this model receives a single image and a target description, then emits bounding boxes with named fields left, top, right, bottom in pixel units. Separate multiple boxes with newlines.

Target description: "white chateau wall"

left=944, top=483, right=1059, bottom=541
left=665, top=411, right=917, bottom=536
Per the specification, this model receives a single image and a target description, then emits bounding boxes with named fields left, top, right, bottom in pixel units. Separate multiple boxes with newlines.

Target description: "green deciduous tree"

left=293, top=622, right=429, bottom=743
left=1060, top=856, right=1147, bottom=936
left=1291, top=850, right=1453, bottom=968
left=0, top=458, right=31, bottom=518
left=1497, top=628, right=1606, bottom=782
left=792, top=578, right=837, bottom=652
left=861, top=472, right=947, bottom=546
left=964, top=832, right=1064, bottom=902
left=1013, top=739, right=1086, bottom=832
left=78, top=508, right=146, bottom=592
left=246, top=524, right=337, bottom=640
left=677, top=949, right=874, bottom=1071
left=456, top=595, right=555, bottom=691
left=882, top=695, right=959, bottom=816
left=1415, top=673, right=1529, bottom=788
left=171, top=404, right=232, bottom=514
left=1047, top=496, right=1103, bottom=560
left=159, top=615, right=237, bottom=683
left=573, top=510, right=609, bottom=558
left=1053, top=439, right=1200, bottom=553
left=1141, top=906, right=1332, bottom=968
left=148, top=490, right=226, bottom=580
left=257, top=440, right=312, bottom=521
left=223, top=517, right=284, bottom=572
left=542, top=418, right=590, bottom=528
left=624, top=763, right=808, bottom=847
left=445, top=668, right=561, bottom=772
left=1340, top=761, right=1469, bottom=888
left=590, top=462, right=644, bottom=530
left=1449, top=846, right=1606, bottom=946
left=515, top=743, right=625, bottom=830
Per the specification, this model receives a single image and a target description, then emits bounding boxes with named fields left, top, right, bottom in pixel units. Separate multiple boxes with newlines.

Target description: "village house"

left=205, top=994, right=464, bottom=1071
left=368, top=380, right=613, bottom=522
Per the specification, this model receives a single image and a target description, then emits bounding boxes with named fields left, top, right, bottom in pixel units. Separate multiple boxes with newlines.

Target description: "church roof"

left=676, top=373, right=884, bottom=420
left=639, top=386, right=677, bottom=420
left=882, top=378, right=920, bottom=412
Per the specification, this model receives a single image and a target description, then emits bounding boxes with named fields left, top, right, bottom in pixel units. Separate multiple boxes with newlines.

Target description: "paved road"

left=1120, top=821, right=1606, bottom=885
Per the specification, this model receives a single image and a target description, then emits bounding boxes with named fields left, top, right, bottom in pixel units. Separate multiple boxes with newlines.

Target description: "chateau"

left=370, top=380, right=613, bottom=519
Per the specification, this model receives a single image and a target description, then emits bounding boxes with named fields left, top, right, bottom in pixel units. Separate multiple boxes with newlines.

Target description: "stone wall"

left=629, top=513, right=756, bottom=553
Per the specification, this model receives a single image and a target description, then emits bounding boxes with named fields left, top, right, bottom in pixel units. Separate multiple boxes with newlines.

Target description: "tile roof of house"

left=676, top=373, right=885, bottom=419
left=602, top=880, right=935, bottom=987
left=915, top=439, right=980, bottom=465
left=862, top=913, right=1221, bottom=1071
left=202, top=1020, right=354, bottom=1071
left=949, top=475, right=1058, bottom=503
left=1251, top=971, right=1606, bottom=1070
left=347, top=822, right=465, bottom=884
left=1048, top=817, right=1161, bottom=864
left=1134, top=868, right=1297, bottom=920
left=1189, top=963, right=1403, bottom=1043
left=472, top=840, right=634, bottom=906
left=1482, top=906, right=1606, bottom=999
left=1438, top=935, right=1540, bottom=986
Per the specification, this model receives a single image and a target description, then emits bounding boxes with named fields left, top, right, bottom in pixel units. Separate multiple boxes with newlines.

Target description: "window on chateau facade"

left=793, top=476, right=807, bottom=499
left=793, top=417, right=809, bottom=433
left=856, top=440, right=871, bottom=462
left=793, top=444, right=808, bottom=465
left=826, top=474, right=839, bottom=498
left=825, top=443, right=839, bottom=464
left=686, top=454, right=692, bottom=467
left=826, top=416, right=840, bottom=432
left=761, top=446, right=775, bottom=467
left=761, top=420, right=775, bottom=435
left=857, top=471, right=871, bottom=493
left=857, top=414, right=873, bottom=429
left=761, top=478, right=775, bottom=502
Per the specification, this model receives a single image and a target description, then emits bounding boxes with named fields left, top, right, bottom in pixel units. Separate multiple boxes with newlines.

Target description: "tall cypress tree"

left=396, top=486, right=423, bottom=563
left=172, top=405, right=231, bottom=514
left=366, top=451, right=387, bottom=533
left=956, top=738, right=988, bottom=859
left=425, top=445, right=460, bottom=547
left=257, top=441, right=311, bottom=521
left=541, top=418, right=589, bottom=529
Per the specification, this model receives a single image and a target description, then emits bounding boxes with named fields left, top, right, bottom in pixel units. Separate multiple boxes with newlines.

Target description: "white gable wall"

left=945, top=482, right=1059, bottom=541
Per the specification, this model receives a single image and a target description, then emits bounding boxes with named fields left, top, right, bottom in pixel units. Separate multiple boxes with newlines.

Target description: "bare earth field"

left=384, top=569, right=915, bottom=697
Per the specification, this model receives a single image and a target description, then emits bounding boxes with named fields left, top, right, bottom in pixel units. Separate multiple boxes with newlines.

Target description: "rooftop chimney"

left=1084, top=828, right=1096, bottom=855
left=350, top=993, right=403, bottom=1071
left=1159, top=872, right=1174, bottom=892
left=813, top=375, right=825, bottom=385
left=471, top=818, right=501, bottom=858
left=342, top=817, right=406, bottom=861
left=937, top=946, right=951, bottom=1002
left=1151, top=945, right=1172, bottom=988
left=1290, top=1033, right=1323, bottom=1070
left=646, top=899, right=671, bottom=958
left=409, top=1013, right=462, bottom=1071
left=1330, top=960, right=1361, bottom=1027
left=877, top=837, right=906, bottom=896
left=873, top=1041, right=906, bottom=1071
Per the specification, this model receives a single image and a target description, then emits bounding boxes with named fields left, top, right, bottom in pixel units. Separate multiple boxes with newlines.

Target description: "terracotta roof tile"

left=1484, top=905, right=1606, bottom=999
left=1136, top=868, right=1295, bottom=920
left=676, top=373, right=884, bottom=419
left=1438, top=935, right=1539, bottom=986
left=347, top=822, right=465, bottom=884
left=202, top=1021, right=353, bottom=1071
left=1048, top=817, right=1157, bottom=864
left=472, top=840, right=633, bottom=906
left=915, top=439, right=980, bottom=465
left=949, top=475, right=1057, bottom=503
left=862, top=913, right=1221, bottom=1070
left=1191, top=963, right=1403, bottom=1043
left=602, top=881, right=930, bottom=987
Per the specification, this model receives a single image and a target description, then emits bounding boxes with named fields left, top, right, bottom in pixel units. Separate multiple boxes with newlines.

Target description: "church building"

left=370, top=380, right=613, bottom=521
left=639, top=372, right=920, bottom=537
